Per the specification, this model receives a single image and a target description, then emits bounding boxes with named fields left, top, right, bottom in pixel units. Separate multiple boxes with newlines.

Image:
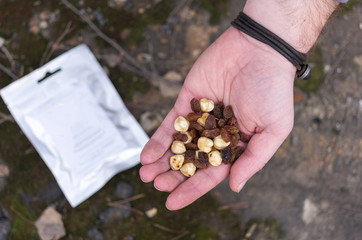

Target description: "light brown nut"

left=213, top=135, right=230, bottom=150
left=197, top=113, right=210, bottom=127
left=174, top=116, right=189, bottom=132
left=197, top=137, right=214, bottom=153
left=180, top=162, right=196, bottom=177
left=170, top=155, right=184, bottom=170
left=200, top=98, right=214, bottom=112
left=208, top=150, right=222, bottom=166
left=171, top=140, right=186, bottom=154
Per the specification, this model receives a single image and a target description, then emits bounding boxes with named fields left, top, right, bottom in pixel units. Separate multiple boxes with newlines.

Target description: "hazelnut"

left=200, top=98, right=214, bottom=112
left=213, top=135, right=230, bottom=150
left=170, top=155, right=184, bottom=170
left=182, top=131, right=193, bottom=144
left=197, top=137, right=214, bottom=153
left=208, top=150, right=222, bottom=166
left=180, top=162, right=196, bottom=177
left=197, top=113, right=210, bottom=127
left=174, top=116, right=189, bottom=132
left=171, top=140, right=186, bottom=154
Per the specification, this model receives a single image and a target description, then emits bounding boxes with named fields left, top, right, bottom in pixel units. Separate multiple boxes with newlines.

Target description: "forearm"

left=243, top=0, right=339, bottom=53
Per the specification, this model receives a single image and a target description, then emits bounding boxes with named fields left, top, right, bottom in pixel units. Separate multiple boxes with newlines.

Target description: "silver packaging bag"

left=0, top=44, right=149, bottom=207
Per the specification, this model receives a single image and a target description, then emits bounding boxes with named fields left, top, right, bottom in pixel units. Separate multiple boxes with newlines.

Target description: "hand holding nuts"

left=169, top=98, right=251, bottom=177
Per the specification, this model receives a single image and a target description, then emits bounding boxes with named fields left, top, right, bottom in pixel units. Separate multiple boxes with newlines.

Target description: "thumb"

left=229, top=130, right=288, bottom=192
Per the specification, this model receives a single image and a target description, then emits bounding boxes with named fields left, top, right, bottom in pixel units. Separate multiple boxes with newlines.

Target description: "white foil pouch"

left=0, top=44, right=149, bottom=207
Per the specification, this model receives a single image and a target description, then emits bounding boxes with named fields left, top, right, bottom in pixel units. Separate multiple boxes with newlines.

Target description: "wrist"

left=243, top=0, right=339, bottom=53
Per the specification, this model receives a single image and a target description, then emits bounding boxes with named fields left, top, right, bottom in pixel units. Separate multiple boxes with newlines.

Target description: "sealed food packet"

left=0, top=45, right=149, bottom=207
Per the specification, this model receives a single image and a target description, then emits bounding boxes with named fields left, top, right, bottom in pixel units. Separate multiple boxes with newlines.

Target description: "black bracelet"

left=231, top=12, right=311, bottom=80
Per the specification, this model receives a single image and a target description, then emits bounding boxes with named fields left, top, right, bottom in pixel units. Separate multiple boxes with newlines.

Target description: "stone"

left=0, top=164, right=9, bottom=178
left=140, top=112, right=163, bottom=134
left=163, top=71, right=183, bottom=83
left=353, top=55, right=362, bottom=70
left=35, top=206, right=66, bottom=240
left=87, top=227, right=104, bottom=240
left=37, top=180, right=63, bottom=203
left=136, top=53, right=152, bottom=63
left=185, top=25, right=211, bottom=59
left=93, top=10, right=105, bottom=27
left=158, top=80, right=182, bottom=99
left=97, top=203, right=131, bottom=224
left=0, top=37, right=4, bottom=48
left=0, top=207, right=11, bottom=240
left=102, top=53, right=120, bottom=68
left=302, top=198, right=319, bottom=225
left=145, top=208, right=157, bottom=218
left=114, top=181, right=133, bottom=199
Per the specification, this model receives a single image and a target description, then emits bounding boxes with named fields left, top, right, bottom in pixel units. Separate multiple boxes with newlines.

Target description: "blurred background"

left=0, top=0, right=361, bottom=239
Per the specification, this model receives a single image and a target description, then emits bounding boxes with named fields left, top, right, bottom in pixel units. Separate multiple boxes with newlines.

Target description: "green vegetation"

left=198, top=0, right=230, bottom=25
left=295, top=47, right=325, bottom=93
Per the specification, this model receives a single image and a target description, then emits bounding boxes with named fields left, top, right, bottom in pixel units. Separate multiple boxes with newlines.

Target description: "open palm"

left=140, top=27, right=296, bottom=210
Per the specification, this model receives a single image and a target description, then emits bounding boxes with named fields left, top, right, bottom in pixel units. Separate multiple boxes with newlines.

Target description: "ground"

left=0, top=0, right=361, bottom=239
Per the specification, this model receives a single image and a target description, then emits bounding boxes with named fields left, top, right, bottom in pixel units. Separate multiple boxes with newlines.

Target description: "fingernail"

left=237, top=180, right=247, bottom=192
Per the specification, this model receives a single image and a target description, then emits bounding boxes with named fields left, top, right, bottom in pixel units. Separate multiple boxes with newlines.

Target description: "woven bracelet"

left=231, top=12, right=311, bottom=80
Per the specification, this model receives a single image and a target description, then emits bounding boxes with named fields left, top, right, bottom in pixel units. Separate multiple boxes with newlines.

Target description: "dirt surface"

left=213, top=2, right=362, bottom=240
left=0, top=0, right=361, bottom=239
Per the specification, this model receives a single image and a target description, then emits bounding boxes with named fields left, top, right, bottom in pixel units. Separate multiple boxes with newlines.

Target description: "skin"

left=140, top=0, right=339, bottom=210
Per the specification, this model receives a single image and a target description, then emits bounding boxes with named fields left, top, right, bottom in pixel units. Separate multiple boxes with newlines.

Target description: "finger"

left=153, top=170, right=187, bottom=192
left=139, top=151, right=173, bottom=183
left=165, top=164, right=231, bottom=210
left=229, top=130, right=286, bottom=192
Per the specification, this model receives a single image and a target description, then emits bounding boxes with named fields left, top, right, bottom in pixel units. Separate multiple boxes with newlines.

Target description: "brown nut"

left=213, top=135, right=230, bottom=150
left=197, top=137, right=214, bottom=153
left=186, top=112, right=202, bottom=122
left=223, top=105, right=234, bottom=119
left=181, top=131, right=193, bottom=144
left=200, top=98, right=214, bottom=112
left=208, top=150, right=222, bottom=166
left=221, top=147, right=232, bottom=163
left=191, top=98, right=202, bottom=113
left=213, top=102, right=224, bottom=119
left=202, top=128, right=221, bottom=138
left=189, top=121, right=204, bottom=132
left=197, top=113, right=210, bottom=127
left=204, top=114, right=217, bottom=130
left=173, top=132, right=188, bottom=142
left=170, top=155, right=184, bottom=170
left=174, top=116, right=189, bottom=132
left=185, top=142, right=198, bottom=151
left=171, top=140, right=186, bottom=154
left=180, top=162, right=196, bottom=177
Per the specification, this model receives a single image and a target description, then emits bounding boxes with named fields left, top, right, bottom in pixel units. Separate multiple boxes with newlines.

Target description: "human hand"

left=140, top=26, right=296, bottom=210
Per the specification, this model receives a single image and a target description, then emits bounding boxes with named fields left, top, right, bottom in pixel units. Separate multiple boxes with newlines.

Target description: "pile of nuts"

left=169, top=98, right=251, bottom=177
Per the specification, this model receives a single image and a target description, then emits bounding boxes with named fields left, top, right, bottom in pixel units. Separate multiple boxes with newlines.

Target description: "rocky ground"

left=0, top=0, right=361, bottom=239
